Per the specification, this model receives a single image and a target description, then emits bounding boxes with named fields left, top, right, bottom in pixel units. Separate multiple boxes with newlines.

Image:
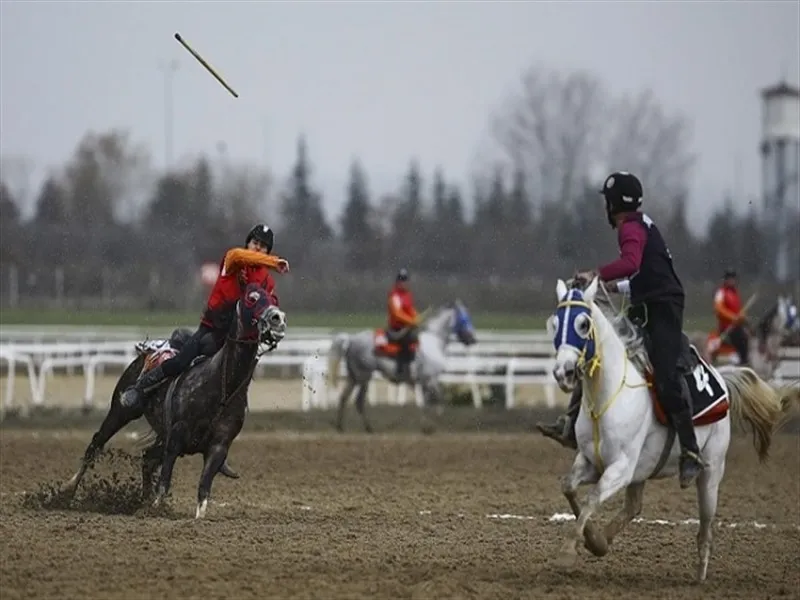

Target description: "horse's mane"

left=586, top=284, right=652, bottom=375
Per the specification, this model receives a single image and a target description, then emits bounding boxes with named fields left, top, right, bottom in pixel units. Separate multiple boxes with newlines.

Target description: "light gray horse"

left=327, top=300, right=477, bottom=432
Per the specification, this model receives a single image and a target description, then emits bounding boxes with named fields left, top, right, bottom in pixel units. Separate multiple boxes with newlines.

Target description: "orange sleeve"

left=224, top=248, right=283, bottom=274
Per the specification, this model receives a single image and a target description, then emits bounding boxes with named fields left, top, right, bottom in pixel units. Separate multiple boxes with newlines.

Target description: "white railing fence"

left=1, top=328, right=798, bottom=419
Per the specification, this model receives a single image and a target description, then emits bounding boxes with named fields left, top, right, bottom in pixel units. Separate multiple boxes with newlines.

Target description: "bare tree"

left=603, top=89, right=696, bottom=220
left=61, top=130, right=151, bottom=225
left=490, top=65, right=695, bottom=218
left=491, top=66, right=607, bottom=209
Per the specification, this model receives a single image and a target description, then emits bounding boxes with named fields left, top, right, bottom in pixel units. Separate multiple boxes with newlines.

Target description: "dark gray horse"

left=60, top=284, right=287, bottom=519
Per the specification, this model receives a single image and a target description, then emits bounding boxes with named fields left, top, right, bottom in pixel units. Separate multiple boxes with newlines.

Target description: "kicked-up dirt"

left=0, top=417, right=798, bottom=600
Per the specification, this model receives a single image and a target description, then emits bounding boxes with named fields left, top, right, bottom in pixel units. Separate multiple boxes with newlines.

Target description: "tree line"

left=0, top=65, right=797, bottom=313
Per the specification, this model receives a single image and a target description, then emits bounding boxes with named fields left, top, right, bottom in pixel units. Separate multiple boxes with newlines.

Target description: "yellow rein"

left=556, top=299, right=649, bottom=472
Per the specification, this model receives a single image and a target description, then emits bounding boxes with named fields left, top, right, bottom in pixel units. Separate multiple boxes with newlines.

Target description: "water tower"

left=760, top=81, right=800, bottom=283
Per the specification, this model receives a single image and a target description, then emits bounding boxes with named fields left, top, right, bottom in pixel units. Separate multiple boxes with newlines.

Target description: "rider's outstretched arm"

left=224, top=248, right=287, bottom=274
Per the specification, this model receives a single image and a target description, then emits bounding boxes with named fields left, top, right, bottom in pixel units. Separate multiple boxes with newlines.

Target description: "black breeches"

left=389, top=328, right=418, bottom=361
left=727, top=325, right=749, bottom=364
left=644, top=300, right=691, bottom=415
left=161, top=325, right=221, bottom=377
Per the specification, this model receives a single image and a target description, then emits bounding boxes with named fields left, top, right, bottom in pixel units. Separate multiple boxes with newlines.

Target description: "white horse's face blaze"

left=550, top=279, right=597, bottom=392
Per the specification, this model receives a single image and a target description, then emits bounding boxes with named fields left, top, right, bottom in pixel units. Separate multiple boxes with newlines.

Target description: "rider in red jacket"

left=386, top=268, right=420, bottom=379
left=120, top=224, right=289, bottom=412
left=713, top=268, right=749, bottom=365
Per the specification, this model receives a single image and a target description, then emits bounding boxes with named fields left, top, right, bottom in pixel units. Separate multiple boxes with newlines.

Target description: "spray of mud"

left=21, top=448, right=176, bottom=518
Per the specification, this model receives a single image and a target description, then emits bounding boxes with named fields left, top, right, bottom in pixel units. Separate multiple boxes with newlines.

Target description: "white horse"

left=547, top=277, right=797, bottom=582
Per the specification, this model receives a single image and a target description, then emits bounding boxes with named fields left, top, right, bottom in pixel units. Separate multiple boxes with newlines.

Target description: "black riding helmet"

left=245, top=224, right=274, bottom=253
left=723, top=268, right=737, bottom=280
left=396, top=268, right=410, bottom=282
left=600, top=171, right=643, bottom=228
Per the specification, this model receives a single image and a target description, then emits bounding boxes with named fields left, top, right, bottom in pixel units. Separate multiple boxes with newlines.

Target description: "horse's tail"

left=722, top=366, right=799, bottom=462
left=327, top=333, right=350, bottom=388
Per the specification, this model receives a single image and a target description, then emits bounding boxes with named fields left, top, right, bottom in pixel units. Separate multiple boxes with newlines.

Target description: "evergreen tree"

left=34, top=176, right=70, bottom=225
left=340, top=159, right=380, bottom=270
left=279, top=136, right=332, bottom=265
left=389, top=160, right=426, bottom=271
left=0, top=181, right=20, bottom=225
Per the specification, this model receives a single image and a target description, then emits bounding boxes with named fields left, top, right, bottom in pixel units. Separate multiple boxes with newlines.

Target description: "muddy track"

left=0, top=420, right=798, bottom=600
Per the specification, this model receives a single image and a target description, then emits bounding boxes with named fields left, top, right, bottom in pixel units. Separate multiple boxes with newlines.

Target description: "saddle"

left=136, top=328, right=209, bottom=383
left=623, top=315, right=728, bottom=428
left=373, top=328, right=419, bottom=358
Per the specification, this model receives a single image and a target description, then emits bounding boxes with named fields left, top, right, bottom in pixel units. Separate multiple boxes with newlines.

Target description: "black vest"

left=628, top=213, right=684, bottom=305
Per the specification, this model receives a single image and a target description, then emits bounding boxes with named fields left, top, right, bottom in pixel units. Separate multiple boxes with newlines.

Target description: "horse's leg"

left=196, top=443, right=228, bottom=519
left=557, top=453, right=624, bottom=568
left=603, top=481, right=645, bottom=546
left=335, top=381, right=356, bottom=432
left=354, top=384, right=373, bottom=434
left=153, top=429, right=182, bottom=507
left=695, top=459, right=724, bottom=582
left=418, top=382, right=439, bottom=435
left=60, top=402, right=141, bottom=497
left=140, top=440, right=164, bottom=503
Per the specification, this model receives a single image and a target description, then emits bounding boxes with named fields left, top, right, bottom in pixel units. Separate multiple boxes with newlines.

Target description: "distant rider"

left=712, top=268, right=749, bottom=366
left=120, top=223, right=289, bottom=412
left=536, top=171, right=704, bottom=489
left=386, top=268, right=420, bottom=380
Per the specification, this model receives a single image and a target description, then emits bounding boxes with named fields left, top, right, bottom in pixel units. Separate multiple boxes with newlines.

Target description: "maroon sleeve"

left=597, top=220, right=647, bottom=281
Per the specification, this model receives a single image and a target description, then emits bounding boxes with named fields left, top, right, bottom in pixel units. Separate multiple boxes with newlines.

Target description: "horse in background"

left=695, top=294, right=799, bottom=380
left=60, top=284, right=287, bottom=519
left=327, top=300, right=477, bottom=433
left=548, top=277, right=797, bottom=581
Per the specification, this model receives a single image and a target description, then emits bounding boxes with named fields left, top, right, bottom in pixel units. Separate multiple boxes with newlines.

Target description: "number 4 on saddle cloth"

left=372, top=329, right=419, bottom=358
left=645, top=345, right=730, bottom=427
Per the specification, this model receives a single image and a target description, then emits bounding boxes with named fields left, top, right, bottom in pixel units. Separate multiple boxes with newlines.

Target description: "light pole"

left=159, top=59, right=180, bottom=169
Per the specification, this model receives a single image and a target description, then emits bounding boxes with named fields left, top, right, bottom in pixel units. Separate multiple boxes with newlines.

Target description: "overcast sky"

left=1, top=1, right=798, bottom=231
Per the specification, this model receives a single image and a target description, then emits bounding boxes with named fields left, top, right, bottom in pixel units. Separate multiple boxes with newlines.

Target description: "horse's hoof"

left=219, top=463, right=240, bottom=479
left=584, top=528, right=609, bottom=557
left=552, top=540, right=579, bottom=569
left=195, top=499, right=208, bottom=520
left=584, top=536, right=609, bottom=557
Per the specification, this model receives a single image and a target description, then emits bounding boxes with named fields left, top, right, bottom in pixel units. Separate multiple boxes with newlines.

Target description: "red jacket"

left=714, top=285, right=742, bottom=332
left=387, top=285, right=417, bottom=330
left=201, top=248, right=281, bottom=330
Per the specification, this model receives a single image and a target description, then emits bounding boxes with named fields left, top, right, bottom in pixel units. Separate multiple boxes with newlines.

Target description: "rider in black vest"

left=537, top=171, right=704, bottom=490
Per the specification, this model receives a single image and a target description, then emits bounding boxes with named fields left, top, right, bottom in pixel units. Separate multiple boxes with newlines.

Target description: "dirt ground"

left=1, top=416, right=798, bottom=600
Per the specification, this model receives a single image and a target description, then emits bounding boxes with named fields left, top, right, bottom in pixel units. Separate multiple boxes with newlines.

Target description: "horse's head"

left=236, top=283, right=287, bottom=348
left=777, top=296, right=799, bottom=335
left=450, top=299, right=477, bottom=346
left=548, top=277, right=601, bottom=392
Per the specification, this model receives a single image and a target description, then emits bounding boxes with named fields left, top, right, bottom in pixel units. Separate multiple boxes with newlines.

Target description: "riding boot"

left=120, top=365, right=167, bottom=410
left=536, top=384, right=582, bottom=449
left=669, top=383, right=705, bottom=489
left=395, top=355, right=409, bottom=381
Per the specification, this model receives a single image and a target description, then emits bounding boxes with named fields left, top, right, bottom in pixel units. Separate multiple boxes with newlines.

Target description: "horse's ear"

left=584, top=276, right=599, bottom=302
left=556, top=279, right=568, bottom=301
